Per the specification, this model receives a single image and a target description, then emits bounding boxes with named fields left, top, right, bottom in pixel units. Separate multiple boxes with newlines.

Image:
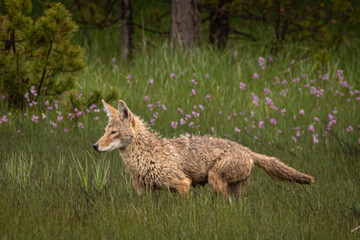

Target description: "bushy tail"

left=251, top=152, right=314, bottom=184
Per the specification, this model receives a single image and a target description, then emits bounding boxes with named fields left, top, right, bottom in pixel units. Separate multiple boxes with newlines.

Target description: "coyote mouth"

left=93, top=143, right=114, bottom=153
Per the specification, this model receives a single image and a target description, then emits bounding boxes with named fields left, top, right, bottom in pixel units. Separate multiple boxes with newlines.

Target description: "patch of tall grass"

left=0, top=36, right=359, bottom=239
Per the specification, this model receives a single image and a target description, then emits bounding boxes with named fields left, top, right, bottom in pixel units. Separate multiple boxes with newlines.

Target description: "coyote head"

left=93, top=100, right=136, bottom=152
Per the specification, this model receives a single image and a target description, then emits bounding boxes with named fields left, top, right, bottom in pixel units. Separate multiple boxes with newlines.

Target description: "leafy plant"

left=0, top=0, right=85, bottom=108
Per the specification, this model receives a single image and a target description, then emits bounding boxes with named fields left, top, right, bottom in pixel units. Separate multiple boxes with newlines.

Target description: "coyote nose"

left=93, top=143, right=99, bottom=151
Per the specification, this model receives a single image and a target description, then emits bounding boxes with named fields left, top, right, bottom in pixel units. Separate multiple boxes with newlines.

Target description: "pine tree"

left=0, top=0, right=85, bottom=107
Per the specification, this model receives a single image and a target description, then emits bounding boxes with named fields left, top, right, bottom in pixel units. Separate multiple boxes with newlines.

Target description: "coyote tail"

left=251, top=152, right=314, bottom=184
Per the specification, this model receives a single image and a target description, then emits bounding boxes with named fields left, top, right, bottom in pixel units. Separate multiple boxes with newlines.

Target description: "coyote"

left=93, top=100, right=314, bottom=199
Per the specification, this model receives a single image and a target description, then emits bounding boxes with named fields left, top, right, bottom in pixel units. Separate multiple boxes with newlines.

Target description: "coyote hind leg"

left=208, top=170, right=229, bottom=197
left=228, top=178, right=249, bottom=200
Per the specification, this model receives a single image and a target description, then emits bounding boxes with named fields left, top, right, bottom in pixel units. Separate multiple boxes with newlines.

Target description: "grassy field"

left=0, top=31, right=360, bottom=239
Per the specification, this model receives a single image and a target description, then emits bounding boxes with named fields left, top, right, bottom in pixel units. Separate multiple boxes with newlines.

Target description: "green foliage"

left=0, top=0, right=85, bottom=108
left=314, top=49, right=329, bottom=70
left=201, top=0, right=359, bottom=51
left=63, top=88, right=118, bottom=113
left=68, top=0, right=121, bottom=28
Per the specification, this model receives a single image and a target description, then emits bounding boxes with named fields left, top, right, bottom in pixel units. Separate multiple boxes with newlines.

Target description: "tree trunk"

left=209, top=0, right=229, bottom=48
left=120, top=0, right=134, bottom=61
left=169, top=0, right=200, bottom=49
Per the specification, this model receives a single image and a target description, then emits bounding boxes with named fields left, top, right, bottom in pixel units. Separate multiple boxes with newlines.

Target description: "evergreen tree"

left=0, top=0, right=85, bottom=107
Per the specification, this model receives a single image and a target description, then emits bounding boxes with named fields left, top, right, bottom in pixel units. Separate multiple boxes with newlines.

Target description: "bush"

left=0, top=0, right=85, bottom=108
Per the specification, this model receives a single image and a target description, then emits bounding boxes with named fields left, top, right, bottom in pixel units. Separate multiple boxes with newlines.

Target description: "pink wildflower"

left=171, top=121, right=178, bottom=129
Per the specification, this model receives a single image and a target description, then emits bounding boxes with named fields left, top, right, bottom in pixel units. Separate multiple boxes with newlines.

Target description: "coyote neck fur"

left=118, top=116, right=166, bottom=178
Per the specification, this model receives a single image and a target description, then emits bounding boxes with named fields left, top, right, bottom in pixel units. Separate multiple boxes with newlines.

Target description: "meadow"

left=0, top=30, right=359, bottom=239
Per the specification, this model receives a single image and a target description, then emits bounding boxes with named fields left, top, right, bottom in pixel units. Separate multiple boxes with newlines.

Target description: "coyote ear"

left=118, top=100, right=131, bottom=121
left=102, top=99, right=118, bottom=118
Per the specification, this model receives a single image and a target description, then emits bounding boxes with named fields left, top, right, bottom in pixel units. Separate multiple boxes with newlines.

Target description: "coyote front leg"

left=169, top=177, right=192, bottom=197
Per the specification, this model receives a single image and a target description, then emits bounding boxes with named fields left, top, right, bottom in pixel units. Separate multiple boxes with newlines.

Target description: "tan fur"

left=94, top=100, right=314, bottom=199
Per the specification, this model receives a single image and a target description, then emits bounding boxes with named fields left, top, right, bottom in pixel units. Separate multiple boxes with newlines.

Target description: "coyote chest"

left=119, top=138, right=185, bottom=190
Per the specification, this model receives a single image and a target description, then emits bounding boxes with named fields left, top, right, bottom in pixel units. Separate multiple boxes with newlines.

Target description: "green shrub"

left=0, top=0, right=85, bottom=108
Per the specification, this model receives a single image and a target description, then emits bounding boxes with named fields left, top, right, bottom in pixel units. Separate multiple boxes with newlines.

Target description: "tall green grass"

left=0, top=34, right=359, bottom=239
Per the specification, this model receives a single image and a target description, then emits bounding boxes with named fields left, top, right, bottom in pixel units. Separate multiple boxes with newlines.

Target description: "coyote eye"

left=111, top=131, right=117, bottom=134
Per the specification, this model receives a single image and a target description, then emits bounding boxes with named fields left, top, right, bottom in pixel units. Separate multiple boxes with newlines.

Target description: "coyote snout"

left=94, top=99, right=314, bottom=199
left=93, top=143, right=99, bottom=151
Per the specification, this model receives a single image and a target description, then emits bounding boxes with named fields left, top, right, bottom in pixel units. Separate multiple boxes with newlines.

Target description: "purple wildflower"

left=250, top=111, right=255, bottom=118
left=191, top=79, right=198, bottom=85
left=322, top=74, right=329, bottom=81
left=192, top=111, right=200, bottom=118
left=30, top=86, right=38, bottom=96
left=250, top=92, right=259, bottom=107
left=312, top=134, right=319, bottom=144
left=50, top=121, right=57, bottom=128
left=269, top=118, right=277, bottom=125
left=171, top=121, right=178, bottom=129
left=126, top=75, right=132, bottom=84
left=258, top=57, right=265, bottom=69
left=253, top=73, right=259, bottom=79
left=346, top=125, right=353, bottom=132
left=1, top=115, right=8, bottom=122
left=239, top=82, right=246, bottom=90
left=333, top=107, right=338, bottom=114
left=259, top=120, right=264, bottom=129
left=279, top=89, right=288, bottom=97
left=337, top=69, right=344, bottom=76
